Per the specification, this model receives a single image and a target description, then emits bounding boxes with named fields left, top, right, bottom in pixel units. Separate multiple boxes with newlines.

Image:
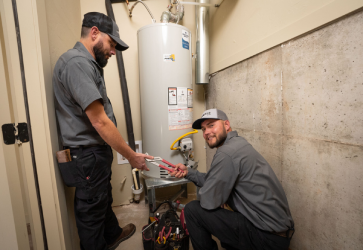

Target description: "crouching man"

left=170, top=109, right=294, bottom=250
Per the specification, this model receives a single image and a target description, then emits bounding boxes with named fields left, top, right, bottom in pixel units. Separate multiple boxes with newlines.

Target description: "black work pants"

left=70, top=145, right=122, bottom=250
left=184, top=200, right=291, bottom=250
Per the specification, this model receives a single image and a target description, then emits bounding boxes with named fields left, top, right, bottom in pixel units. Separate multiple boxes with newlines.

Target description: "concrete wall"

left=205, top=10, right=363, bottom=250
left=209, top=0, right=363, bottom=73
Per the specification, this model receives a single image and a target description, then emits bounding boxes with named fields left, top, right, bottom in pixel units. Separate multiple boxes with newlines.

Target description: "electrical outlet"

left=117, top=140, right=142, bottom=165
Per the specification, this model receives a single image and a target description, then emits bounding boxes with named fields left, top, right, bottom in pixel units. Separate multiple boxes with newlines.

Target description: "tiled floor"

left=112, top=194, right=224, bottom=250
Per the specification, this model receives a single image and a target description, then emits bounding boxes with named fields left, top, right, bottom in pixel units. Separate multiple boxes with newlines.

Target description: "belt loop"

left=76, top=146, right=83, bottom=159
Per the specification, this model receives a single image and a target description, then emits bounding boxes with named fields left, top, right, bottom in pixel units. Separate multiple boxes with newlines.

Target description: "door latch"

left=1, top=123, right=29, bottom=145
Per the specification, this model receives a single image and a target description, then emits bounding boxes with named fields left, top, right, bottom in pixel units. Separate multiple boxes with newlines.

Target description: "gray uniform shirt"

left=53, top=42, right=116, bottom=146
left=186, top=131, right=294, bottom=232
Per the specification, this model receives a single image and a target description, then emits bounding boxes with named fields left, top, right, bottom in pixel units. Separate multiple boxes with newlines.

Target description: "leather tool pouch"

left=57, top=147, right=84, bottom=187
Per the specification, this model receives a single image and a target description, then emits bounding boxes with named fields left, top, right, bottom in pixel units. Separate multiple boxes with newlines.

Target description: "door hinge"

left=2, top=123, right=29, bottom=145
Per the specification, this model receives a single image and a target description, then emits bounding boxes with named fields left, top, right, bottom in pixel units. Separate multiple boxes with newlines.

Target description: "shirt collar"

left=225, top=130, right=238, bottom=143
left=73, top=42, right=100, bottom=67
left=215, top=130, right=238, bottom=149
left=73, top=41, right=103, bottom=75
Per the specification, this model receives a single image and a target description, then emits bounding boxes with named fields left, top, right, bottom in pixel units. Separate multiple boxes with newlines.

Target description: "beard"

left=93, top=40, right=108, bottom=68
left=206, top=127, right=227, bottom=149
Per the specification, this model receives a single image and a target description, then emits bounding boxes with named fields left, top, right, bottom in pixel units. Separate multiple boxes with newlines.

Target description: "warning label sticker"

left=177, top=87, right=187, bottom=107
left=187, top=88, right=193, bottom=108
left=163, top=54, right=175, bottom=62
left=168, top=108, right=193, bottom=130
left=168, top=87, right=192, bottom=130
left=168, top=87, right=177, bottom=105
left=182, top=30, right=189, bottom=50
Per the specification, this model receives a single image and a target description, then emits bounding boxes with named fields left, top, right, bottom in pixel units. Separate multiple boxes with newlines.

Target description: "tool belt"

left=142, top=201, right=189, bottom=250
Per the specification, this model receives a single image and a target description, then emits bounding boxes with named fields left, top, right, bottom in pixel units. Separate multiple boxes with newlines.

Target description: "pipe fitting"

left=160, top=11, right=172, bottom=23
left=176, top=4, right=184, bottom=21
left=160, top=11, right=179, bottom=23
left=160, top=3, right=184, bottom=24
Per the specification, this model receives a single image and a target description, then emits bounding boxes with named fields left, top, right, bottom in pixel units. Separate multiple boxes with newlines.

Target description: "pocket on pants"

left=79, top=150, right=97, bottom=180
left=58, top=161, right=83, bottom=187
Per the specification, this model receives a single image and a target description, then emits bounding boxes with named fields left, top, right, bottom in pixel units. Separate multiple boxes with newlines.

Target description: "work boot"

left=108, top=223, right=136, bottom=250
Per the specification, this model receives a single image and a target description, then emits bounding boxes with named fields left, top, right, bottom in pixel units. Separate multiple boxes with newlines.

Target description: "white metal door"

left=0, top=0, right=73, bottom=249
left=0, top=5, right=34, bottom=249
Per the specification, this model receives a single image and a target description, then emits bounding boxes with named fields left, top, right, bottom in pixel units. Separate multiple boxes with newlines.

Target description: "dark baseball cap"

left=192, top=109, right=229, bottom=129
left=82, top=12, right=129, bottom=51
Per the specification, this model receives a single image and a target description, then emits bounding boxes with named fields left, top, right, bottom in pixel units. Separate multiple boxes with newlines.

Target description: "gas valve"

left=179, top=138, right=193, bottom=152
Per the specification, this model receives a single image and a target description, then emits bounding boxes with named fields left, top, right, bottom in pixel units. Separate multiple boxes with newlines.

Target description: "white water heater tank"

left=138, top=23, right=193, bottom=179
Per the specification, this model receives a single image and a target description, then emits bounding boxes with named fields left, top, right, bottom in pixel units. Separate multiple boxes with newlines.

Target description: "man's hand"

left=168, top=163, right=188, bottom=178
left=85, top=101, right=154, bottom=170
left=129, top=153, right=153, bottom=171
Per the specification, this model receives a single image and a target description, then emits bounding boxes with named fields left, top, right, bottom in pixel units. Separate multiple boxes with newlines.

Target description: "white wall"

left=37, top=0, right=82, bottom=248
left=209, top=0, right=363, bottom=73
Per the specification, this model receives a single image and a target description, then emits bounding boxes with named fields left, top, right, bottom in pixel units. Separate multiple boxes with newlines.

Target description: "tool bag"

left=142, top=201, right=189, bottom=250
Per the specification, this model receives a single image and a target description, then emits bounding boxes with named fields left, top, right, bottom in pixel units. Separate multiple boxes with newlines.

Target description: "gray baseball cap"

left=82, top=12, right=129, bottom=51
left=192, top=109, right=229, bottom=129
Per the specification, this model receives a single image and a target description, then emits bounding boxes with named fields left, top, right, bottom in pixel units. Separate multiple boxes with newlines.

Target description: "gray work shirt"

left=53, top=42, right=116, bottom=146
left=186, top=131, right=294, bottom=232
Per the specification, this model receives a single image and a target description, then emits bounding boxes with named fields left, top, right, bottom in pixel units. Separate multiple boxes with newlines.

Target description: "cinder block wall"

left=205, top=10, right=363, bottom=250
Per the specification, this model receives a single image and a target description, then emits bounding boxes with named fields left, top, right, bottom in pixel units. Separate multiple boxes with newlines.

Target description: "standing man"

left=170, top=109, right=294, bottom=250
left=53, top=12, right=152, bottom=250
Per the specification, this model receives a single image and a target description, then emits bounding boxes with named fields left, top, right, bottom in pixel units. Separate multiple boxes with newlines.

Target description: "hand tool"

left=141, top=220, right=157, bottom=233
left=145, top=153, right=185, bottom=174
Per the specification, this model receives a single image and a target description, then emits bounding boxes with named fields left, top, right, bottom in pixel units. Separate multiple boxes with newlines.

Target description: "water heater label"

left=163, top=54, right=175, bottom=62
left=168, top=87, right=177, bottom=105
left=177, top=87, right=187, bottom=106
left=182, top=30, right=189, bottom=50
left=168, top=87, right=192, bottom=130
left=188, top=88, right=193, bottom=108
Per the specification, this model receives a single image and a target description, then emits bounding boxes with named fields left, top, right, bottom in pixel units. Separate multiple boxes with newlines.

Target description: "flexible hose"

left=129, top=0, right=156, bottom=23
left=170, top=129, right=198, bottom=150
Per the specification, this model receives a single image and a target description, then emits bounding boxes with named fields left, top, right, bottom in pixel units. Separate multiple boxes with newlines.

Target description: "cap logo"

left=202, top=111, right=211, bottom=117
